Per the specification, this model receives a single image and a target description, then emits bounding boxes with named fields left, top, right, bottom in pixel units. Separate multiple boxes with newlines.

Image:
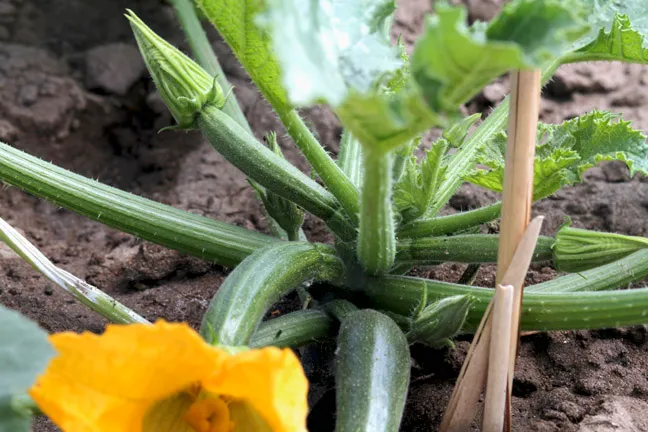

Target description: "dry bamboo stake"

left=440, top=69, right=541, bottom=431
left=490, top=69, right=542, bottom=430
left=439, top=216, right=543, bottom=431
left=483, top=285, right=514, bottom=432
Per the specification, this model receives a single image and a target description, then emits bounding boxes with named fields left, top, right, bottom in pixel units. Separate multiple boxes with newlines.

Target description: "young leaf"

left=263, top=0, right=441, bottom=151
left=412, top=1, right=588, bottom=112
left=0, top=305, right=54, bottom=431
left=394, top=139, right=448, bottom=221
left=394, top=114, right=479, bottom=220
left=195, top=0, right=290, bottom=110
left=565, top=1, right=648, bottom=64
left=464, top=111, right=648, bottom=200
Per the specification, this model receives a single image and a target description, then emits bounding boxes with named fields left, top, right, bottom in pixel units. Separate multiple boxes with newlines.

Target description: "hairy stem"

left=0, top=143, right=275, bottom=267
left=200, top=242, right=344, bottom=345
left=249, top=309, right=336, bottom=348
left=278, top=109, right=360, bottom=224
left=365, top=250, right=648, bottom=331
left=358, top=149, right=396, bottom=274
left=337, top=129, right=363, bottom=188
left=396, top=234, right=554, bottom=265
left=198, top=105, right=355, bottom=240
left=399, top=202, right=501, bottom=238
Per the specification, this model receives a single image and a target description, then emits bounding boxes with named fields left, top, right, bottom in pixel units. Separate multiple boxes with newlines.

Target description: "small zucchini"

left=336, top=309, right=410, bottom=432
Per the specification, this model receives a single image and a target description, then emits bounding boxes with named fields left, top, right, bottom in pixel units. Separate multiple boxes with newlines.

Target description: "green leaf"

left=394, top=139, right=448, bottom=221
left=0, top=305, right=54, bottom=431
left=394, top=113, right=479, bottom=220
left=196, top=0, right=289, bottom=110
left=263, top=0, right=399, bottom=106
left=566, top=0, right=648, bottom=63
left=0, top=396, right=30, bottom=432
left=464, top=111, right=648, bottom=199
left=412, top=1, right=588, bottom=112
left=263, top=0, right=441, bottom=151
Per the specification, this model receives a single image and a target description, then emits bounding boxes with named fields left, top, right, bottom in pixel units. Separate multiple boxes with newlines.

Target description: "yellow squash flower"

left=29, top=321, right=309, bottom=432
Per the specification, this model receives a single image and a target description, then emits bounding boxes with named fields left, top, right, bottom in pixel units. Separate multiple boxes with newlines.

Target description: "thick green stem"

left=170, top=0, right=252, bottom=134
left=399, top=202, right=501, bottom=238
left=365, top=250, right=648, bottom=331
left=430, top=61, right=560, bottom=214
left=249, top=309, right=335, bottom=348
left=278, top=109, right=360, bottom=223
left=337, top=129, right=364, bottom=188
left=199, top=242, right=344, bottom=345
left=358, top=149, right=396, bottom=274
left=396, top=234, right=553, bottom=265
left=322, top=299, right=359, bottom=321
left=527, top=248, right=648, bottom=293
left=198, top=105, right=355, bottom=240
left=0, top=143, right=275, bottom=267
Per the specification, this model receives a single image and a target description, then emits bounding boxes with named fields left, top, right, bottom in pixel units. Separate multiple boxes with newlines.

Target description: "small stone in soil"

left=85, top=43, right=146, bottom=96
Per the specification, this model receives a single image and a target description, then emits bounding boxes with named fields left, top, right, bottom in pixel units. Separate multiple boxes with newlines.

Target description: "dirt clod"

left=84, top=42, right=145, bottom=95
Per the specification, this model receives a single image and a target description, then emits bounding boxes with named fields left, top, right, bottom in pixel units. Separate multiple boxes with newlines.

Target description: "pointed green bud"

left=126, top=10, right=225, bottom=129
left=407, top=295, right=473, bottom=348
left=555, top=225, right=648, bottom=273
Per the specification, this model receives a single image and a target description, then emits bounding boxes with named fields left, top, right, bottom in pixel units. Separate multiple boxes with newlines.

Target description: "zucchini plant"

left=2, top=0, right=648, bottom=430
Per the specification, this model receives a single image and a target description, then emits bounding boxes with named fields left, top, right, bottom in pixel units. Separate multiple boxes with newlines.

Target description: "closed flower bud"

left=126, top=10, right=226, bottom=129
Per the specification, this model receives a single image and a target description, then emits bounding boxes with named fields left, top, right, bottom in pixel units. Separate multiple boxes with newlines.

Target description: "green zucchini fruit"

left=336, top=309, right=410, bottom=432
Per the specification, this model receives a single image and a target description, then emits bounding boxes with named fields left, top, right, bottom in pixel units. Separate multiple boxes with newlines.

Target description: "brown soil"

left=0, top=0, right=646, bottom=431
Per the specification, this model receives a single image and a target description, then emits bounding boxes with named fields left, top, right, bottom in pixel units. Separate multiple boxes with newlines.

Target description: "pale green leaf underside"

left=412, top=1, right=588, bottom=112
left=263, top=0, right=399, bottom=107
left=197, top=0, right=289, bottom=109
left=464, top=111, right=648, bottom=199
left=567, top=0, right=648, bottom=63
left=263, top=0, right=442, bottom=151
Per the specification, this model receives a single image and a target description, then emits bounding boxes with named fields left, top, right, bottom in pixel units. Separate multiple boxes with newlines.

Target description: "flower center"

left=184, top=396, right=235, bottom=432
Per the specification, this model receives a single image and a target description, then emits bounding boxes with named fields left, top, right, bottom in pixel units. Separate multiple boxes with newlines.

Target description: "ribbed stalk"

left=365, top=249, right=648, bottom=331
left=396, top=234, right=553, bottom=264
left=249, top=309, right=335, bottom=348
left=0, top=142, right=275, bottom=267
left=198, top=105, right=355, bottom=240
left=199, top=242, right=344, bottom=345
left=278, top=109, right=360, bottom=224
left=337, top=129, right=364, bottom=188
left=358, top=149, right=395, bottom=274
left=398, top=202, right=501, bottom=238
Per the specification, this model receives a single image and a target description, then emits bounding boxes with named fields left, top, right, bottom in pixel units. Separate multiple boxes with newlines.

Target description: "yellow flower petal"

left=30, top=321, right=227, bottom=431
left=203, top=347, right=309, bottom=432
